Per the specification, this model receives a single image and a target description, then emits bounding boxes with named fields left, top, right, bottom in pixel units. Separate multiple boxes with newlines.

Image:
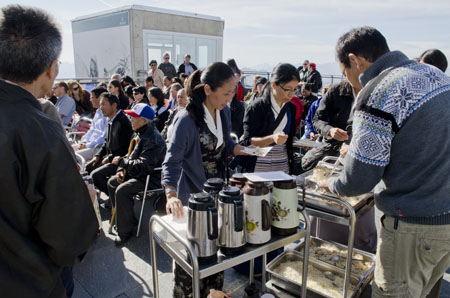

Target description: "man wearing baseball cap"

left=107, top=103, right=166, bottom=245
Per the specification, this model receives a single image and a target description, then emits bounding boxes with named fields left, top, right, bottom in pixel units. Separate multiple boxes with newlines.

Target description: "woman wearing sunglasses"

left=68, top=80, right=94, bottom=117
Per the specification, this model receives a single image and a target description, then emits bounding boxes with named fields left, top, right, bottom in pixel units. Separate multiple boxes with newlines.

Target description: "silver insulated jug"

left=187, top=193, right=218, bottom=264
left=218, top=187, right=247, bottom=255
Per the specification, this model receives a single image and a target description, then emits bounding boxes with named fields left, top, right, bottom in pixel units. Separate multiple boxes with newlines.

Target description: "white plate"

left=241, top=146, right=273, bottom=157
left=243, top=171, right=294, bottom=182
left=293, top=139, right=327, bottom=149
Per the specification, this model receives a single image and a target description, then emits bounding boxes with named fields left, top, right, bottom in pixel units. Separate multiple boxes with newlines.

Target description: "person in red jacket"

left=290, top=95, right=304, bottom=133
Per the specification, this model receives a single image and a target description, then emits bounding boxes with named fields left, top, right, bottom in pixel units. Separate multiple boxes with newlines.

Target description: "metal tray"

left=294, top=237, right=375, bottom=280
left=297, top=170, right=373, bottom=217
left=267, top=250, right=363, bottom=298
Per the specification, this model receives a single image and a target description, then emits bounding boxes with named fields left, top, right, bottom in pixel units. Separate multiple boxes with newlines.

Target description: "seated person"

left=53, top=81, right=76, bottom=126
left=74, top=87, right=108, bottom=161
left=89, top=94, right=133, bottom=200
left=107, top=103, right=166, bottom=245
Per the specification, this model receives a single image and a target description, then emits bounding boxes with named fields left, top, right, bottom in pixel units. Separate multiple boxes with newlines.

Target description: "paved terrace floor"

left=72, top=195, right=450, bottom=298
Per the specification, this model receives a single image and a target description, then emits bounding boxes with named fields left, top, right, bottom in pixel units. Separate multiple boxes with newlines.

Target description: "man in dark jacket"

left=90, top=93, right=133, bottom=199
left=230, top=94, right=245, bottom=138
left=158, top=53, right=177, bottom=79
left=304, top=62, right=322, bottom=95
left=177, top=54, right=198, bottom=75
left=301, top=81, right=353, bottom=171
left=0, top=5, right=98, bottom=298
left=107, top=103, right=166, bottom=245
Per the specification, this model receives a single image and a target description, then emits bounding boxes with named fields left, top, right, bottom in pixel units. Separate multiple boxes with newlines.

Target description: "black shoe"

left=114, top=234, right=131, bottom=247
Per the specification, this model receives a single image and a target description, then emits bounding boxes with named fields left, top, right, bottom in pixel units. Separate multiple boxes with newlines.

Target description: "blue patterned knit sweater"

left=329, top=51, right=450, bottom=224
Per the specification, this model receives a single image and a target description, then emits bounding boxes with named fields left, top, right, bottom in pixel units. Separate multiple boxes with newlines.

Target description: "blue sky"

left=2, top=0, right=450, bottom=76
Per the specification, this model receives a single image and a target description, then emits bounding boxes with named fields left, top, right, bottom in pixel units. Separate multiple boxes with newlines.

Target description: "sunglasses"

left=73, top=86, right=79, bottom=91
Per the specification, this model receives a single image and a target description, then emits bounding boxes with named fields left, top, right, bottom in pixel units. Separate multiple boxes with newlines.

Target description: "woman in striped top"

left=240, top=63, right=299, bottom=174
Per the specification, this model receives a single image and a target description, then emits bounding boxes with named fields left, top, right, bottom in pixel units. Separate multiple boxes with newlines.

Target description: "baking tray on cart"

left=267, top=250, right=364, bottom=298
left=294, top=237, right=375, bottom=281
left=297, top=169, right=374, bottom=217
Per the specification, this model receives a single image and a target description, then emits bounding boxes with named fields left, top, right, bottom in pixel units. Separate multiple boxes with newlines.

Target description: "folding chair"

left=136, top=167, right=164, bottom=237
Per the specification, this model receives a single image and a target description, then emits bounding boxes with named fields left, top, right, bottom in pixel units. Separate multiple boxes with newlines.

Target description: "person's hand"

left=309, top=132, right=318, bottom=141
left=166, top=195, right=184, bottom=218
left=272, top=132, right=288, bottom=145
left=340, top=143, right=349, bottom=158
left=85, top=181, right=96, bottom=204
left=101, top=157, right=109, bottom=165
left=116, top=171, right=125, bottom=184
left=329, top=128, right=349, bottom=142
left=111, top=156, right=121, bottom=165
left=78, top=143, right=86, bottom=150
left=88, top=156, right=100, bottom=166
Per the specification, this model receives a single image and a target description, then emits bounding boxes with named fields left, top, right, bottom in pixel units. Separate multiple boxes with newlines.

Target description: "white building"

left=71, top=5, right=224, bottom=79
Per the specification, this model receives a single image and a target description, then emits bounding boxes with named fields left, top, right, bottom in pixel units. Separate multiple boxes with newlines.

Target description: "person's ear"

left=46, top=59, right=59, bottom=80
left=204, top=84, right=212, bottom=96
left=271, top=81, right=277, bottom=89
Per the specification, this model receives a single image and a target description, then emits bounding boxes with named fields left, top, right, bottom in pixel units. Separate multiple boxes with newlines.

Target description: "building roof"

left=72, top=4, right=223, bottom=23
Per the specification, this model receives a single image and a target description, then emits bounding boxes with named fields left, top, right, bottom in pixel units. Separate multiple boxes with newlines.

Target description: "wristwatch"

left=165, top=188, right=176, bottom=195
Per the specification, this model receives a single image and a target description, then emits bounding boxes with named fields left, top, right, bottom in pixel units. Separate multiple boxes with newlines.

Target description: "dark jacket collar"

left=0, top=80, right=41, bottom=111
left=360, top=51, right=410, bottom=87
left=135, top=122, right=149, bottom=136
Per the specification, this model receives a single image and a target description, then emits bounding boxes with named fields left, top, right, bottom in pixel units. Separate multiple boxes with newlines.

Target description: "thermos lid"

left=188, top=193, right=215, bottom=211
left=274, top=179, right=296, bottom=189
left=203, top=178, right=226, bottom=193
left=219, top=186, right=242, bottom=203
left=231, top=173, right=248, bottom=183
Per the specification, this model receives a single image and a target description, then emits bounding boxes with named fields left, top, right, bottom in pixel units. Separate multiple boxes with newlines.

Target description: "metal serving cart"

left=149, top=209, right=311, bottom=298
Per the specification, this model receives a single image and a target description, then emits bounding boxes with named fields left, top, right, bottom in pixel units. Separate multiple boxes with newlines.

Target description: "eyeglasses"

left=164, top=57, right=170, bottom=60
left=73, top=86, right=79, bottom=91
left=150, top=64, right=157, bottom=67
left=279, top=85, right=297, bottom=94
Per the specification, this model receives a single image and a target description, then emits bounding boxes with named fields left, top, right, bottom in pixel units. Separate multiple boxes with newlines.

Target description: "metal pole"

left=136, top=175, right=150, bottom=237
left=262, top=253, right=267, bottom=292
left=343, top=207, right=356, bottom=298
left=249, top=258, right=255, bottom=284
left=149, top=216, right=160, bottom=298
left=301, top=210, right=311, bottom=298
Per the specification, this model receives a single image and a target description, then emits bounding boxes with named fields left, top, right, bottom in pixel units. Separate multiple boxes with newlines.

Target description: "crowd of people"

left=1, top=4, right=450, bottom=298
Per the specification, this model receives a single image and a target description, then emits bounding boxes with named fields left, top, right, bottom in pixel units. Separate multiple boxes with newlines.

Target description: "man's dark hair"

left=100, top=92, right=119, bottom=108
left=420, top=49, right=448, bottom=72
left=145, top=76, right=154, bottom=83
left=124, top=85, right=134, bottom=96
left=91, top=86, right=107, bottom=98
left=0, top=5, right=62, bottom=83
left=57, top=81, right=69, bottom=93
left=336, top=26, right=390, bottom=68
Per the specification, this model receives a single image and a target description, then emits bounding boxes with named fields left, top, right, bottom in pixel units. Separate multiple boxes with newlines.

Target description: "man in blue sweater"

left=320, top=27, right=450, bottom=297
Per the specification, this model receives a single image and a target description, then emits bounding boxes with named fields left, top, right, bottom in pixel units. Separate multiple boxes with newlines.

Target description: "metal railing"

left=57, top=71, right=345, bottom=90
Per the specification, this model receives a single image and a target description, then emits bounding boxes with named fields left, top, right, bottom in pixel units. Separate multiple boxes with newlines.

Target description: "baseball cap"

left=124, top=103, right=155, bottom=120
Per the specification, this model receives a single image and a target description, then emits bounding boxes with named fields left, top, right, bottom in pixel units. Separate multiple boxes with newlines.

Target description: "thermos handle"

left=208, top=207, right=218, bottom=240
left=261, top=200, right=272, bottom=231
left=234, top=200, right=244, bottom=232
left=298, top=184, right=306, bottom=211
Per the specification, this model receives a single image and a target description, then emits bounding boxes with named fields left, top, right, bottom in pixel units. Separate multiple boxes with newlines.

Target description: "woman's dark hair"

left=226, top=58, right=240, bottom=74
left=259, top=63, right=299, bottom=98
left=171, top=77, right=183, bottom=85
left=149, top=59, right=157, bottom=66
left=121, top=75, right=136, bottom=87
left=185, top=62, right=234, bottom=128
left=100, top=92, right=119, bottom=108
left=109, top=79, right=125, bottom=96
left=336, top=26, right=390, bottom=68
left=255, top=77, right=268, bottom=86
left=133, top=86, right=149, bottom=104
left=180, top=73, right=189, bottom=79
left=124, top=85, right=134, bottom=96
left=148, top=87, right=165, bottom=108
left=420, top=49, right=448, bottom=72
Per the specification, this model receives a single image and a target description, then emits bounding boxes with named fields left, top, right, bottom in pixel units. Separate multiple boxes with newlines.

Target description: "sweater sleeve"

left=161, top=114, right=191, bottom=188
left=328, top=108, right=394, bottom=196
